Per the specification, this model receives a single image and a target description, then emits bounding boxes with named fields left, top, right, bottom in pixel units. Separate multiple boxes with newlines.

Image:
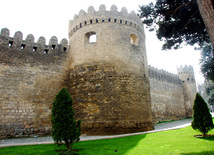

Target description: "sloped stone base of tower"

left=69, top=63, right=154, bottom=135
left=81, top=121, right=154, bottom=135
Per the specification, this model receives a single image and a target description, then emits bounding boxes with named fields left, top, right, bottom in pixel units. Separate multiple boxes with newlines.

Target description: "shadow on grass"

left=74, top=134, right=147, bottom=154
left=198, top=135, right=214, bottom=141
left=181, top=151, right=214, bottom=155
left=0, top=134, right=147, bottom=155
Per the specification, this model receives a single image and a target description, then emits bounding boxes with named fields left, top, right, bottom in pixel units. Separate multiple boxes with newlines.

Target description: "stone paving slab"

left=0, top=113, right=213, bottom=148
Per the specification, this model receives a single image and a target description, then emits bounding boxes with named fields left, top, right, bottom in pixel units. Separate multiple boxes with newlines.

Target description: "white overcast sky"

left=0, top=0, right=204, bottom=84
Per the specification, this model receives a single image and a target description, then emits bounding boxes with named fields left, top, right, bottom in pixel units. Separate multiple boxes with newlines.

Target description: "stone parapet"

left=0, top=28, right=68, bottom=56
left=177, top=65, right=194, bottom=74
left=148, top=65, right=181, bottom=84
left=68, top=4, right=144, bottom=38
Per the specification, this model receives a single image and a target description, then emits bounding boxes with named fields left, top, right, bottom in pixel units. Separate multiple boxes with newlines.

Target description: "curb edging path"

left=0, top=118, right=195, bottom=148
left=1, top=113, right=214, bottom=148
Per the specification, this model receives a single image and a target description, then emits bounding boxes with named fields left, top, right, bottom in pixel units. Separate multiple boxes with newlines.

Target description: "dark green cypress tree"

left=51, top=88, right=81, bottom=151
left=191, top=93, right=213, bottom=137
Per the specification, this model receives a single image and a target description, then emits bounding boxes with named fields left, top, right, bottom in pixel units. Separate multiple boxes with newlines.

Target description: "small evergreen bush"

left=191, top=93, right=213, bottom=137
left=51, top=88, right=81, bottom=151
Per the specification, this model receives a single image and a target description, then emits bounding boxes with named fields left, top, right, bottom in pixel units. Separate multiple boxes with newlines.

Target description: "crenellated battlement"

left=0, top=28, right=68, bottom=55
left=148, top=65, right=181, bottom=84
left=68, top=4, right=144, bottom=37
left=177, top=65, right=194, bottom=74
left=177, top=65, right=196, bottom=85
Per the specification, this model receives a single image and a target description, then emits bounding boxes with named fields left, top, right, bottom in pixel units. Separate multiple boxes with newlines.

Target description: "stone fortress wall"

left=68, top=5, right=153, bottom=135
left=148, top=65, right=197, bottom=123
left=0, top=28, right=69, bottom=138
left=149, top=66, right=186, bottom=123
left=177, top=65, right=197, bottom=117
left=0, top=5, right=197, bottom=138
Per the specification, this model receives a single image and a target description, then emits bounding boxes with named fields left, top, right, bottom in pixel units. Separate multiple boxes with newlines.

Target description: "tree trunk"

left=197, top=0, right=214, bottom=50
left=65, top=141, right=70, bottom=151
left=202, top=131, right=206, bottom=137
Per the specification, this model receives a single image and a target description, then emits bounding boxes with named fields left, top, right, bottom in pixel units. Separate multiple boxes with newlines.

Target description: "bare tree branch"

left=173, top=0, right=195, bottom=13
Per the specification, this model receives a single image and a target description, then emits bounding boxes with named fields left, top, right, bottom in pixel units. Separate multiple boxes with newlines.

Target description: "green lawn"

left=0, top=124, right=214, bottom=155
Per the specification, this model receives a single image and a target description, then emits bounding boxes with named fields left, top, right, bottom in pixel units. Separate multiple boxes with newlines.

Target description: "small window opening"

left=102, top=18, right=105, bottom=22
left=84, top=21, right=87, bottom=25
left=44, top=49, right=49, bottom=54
left=187, top=78, right=189, bottom=81
left=85, top=31, right=96, bottom=43
left=130, top=22, right=132, bottom=26
left=80, top=23, right=82, bottom=28
left=89, top=35, right=96, bottom=43
left=120, top=20, right=122, bottom=24
left=63, top=47, right=67, bottom=52
left=33, top=46, right=37, bottom=52
left=125, top=21, right=127, bottom=25
left=52, top=44, right=56, bottom=50
left=21, top=44, right=26, bottom=49
left=114, top=19, right=117, bottom=23
left=90, top=19, right=93, bottom=24
left=8, top=41, right=13, bottom=47
left=96, top=19, right=98, bottom=23
left=130, top=34, right=139, bottom=46
left=108, top=18, right=111, bottom=22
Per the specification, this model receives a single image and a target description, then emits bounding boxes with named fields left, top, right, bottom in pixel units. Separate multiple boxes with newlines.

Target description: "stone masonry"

left=0, top=28, right=69, bottom=138
left=68, top=5, right=153, bottom=135
left=0, top=5, right=197, bottom=138
left=177, top=66, right=197, bottom=118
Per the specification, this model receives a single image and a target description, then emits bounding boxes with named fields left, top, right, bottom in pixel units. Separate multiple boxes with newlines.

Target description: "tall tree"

left=197, top=0, right=214, bottom=49
left=139, top=0, right=212, bottom=50
left=191, top=93, right=213, bottom=137
left=51, top=87, right=81, bottom=151
left=200, top=44, right=214, bottom=81
left=139, top=0, right=214, bottom=81
left=204, top=80, right=214, bottom=106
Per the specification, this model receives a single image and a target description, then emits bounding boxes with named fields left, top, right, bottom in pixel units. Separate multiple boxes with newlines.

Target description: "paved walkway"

left=0, top=113, right=213, bottom=148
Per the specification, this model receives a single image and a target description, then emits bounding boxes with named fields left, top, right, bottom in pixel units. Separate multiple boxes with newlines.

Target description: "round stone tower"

left=68, top=5, right=153, bottom=135
left=177, top=65, right=197, bottom=117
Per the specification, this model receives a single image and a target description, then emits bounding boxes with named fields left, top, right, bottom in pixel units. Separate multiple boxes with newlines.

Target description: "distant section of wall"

left=0, top=28, right=68, bottom=138
left=177, top=65, right=197, bottom=117
left=148, top=66, right=186, bottom=123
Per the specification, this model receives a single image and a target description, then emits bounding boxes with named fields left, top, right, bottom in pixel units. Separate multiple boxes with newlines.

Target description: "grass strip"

left=0, top=122, right=214, bottom=155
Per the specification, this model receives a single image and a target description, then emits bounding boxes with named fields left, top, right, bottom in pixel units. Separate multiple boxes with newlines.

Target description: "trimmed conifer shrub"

left=51, top=87, right=81, bottom=151
left=191, top=93, right=213, bottom=137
